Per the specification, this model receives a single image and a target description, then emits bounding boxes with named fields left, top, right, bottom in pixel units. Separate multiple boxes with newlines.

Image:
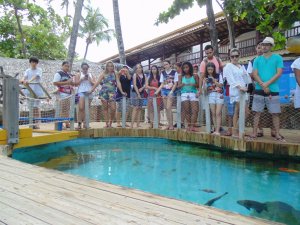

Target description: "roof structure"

left=100, top=12, right=256, bottom=67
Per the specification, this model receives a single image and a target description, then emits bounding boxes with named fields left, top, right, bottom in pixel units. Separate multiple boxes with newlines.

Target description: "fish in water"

left=38, top=146, right=95, bottom=169
left=201, top=189, right=216, bottom=193
left=205, top=192, right=228, bottom=206
left=278, top=168, right=299, bottom=173
left=237, top=200, right=300, bottom=225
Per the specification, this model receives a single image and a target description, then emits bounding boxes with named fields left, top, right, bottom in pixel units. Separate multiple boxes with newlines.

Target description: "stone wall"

left=0, top=57, right=103, bottom=93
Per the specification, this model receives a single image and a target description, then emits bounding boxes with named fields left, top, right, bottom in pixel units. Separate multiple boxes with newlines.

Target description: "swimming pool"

left=13, top=137, right=300, bottom=225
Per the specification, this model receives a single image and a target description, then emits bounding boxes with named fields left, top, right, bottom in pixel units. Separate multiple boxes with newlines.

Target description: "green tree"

left=112, top=0, right=126, bottom=64
left=223, top=0, right=300, bottom=49
left=155, top=0, right=219, bottom=55
left=79, top=5, right=114, bottom=60
left=0, top=1, right=68, bottom=59
left=67, top=0, right=84, bottom=69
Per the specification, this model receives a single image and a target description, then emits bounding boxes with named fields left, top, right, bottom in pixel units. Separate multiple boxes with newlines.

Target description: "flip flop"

left=257, top=131, right=264, bottom=137
left=223, top=131, right=232, bottom=136
left=274, top=137, right=286, bottom=143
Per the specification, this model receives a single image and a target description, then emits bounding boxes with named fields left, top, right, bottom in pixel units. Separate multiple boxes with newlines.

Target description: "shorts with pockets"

left=252, top=94, right=281, bottom=113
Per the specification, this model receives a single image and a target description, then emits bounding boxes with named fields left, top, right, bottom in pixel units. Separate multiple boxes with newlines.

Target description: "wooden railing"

left=143, top=25, right=300, bottom=70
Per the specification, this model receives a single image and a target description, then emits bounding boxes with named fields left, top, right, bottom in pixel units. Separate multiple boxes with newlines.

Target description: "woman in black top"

left=116, top=66, right=131, bottom=127
left=131, top=63, right=146, bottom=128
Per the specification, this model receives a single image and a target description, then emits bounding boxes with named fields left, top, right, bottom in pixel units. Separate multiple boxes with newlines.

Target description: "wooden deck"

left=0, top=155, right=281, bottom=225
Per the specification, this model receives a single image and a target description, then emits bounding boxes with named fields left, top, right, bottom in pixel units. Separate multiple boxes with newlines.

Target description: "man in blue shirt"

left=250, top=37, right=285, bottom=142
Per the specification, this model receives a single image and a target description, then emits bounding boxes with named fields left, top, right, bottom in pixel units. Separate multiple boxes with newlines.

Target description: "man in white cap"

left=250, top=37, right=285, bottom=142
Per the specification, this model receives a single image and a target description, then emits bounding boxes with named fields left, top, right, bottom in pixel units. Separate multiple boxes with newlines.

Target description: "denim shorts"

left=224, top=96, right=235, bottom=116
left=161, top=89, right=175, bottom=97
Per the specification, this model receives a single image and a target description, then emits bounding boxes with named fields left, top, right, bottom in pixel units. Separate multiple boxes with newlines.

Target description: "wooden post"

left=239, top=92, right=246, bottom=139
left=198, top=95, right=203, bottom=127
left=176, top=92, right=181, bottom=129
left=3, top=77, right=19, bottom=144
left=153, top=96, right=158, bottom=129
left=204, top=94, right=211, bottom=133
left=122, top=96, right=126, bottom=128
left=84, top=93, right=90, bottom=129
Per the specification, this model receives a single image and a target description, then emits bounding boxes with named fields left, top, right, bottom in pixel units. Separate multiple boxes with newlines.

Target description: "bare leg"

left=232, top=102, right=240, bottom=136
left=101, top=100, right=109, bottom=127
left=182, top=101, right=189, bottom=130
left=131, top=107, right=137, bottom=128
left=136, top=107, right=142, bottom=127
left=215, top=104, right=223, bottom=134
left=109, top=101, right=116, bottom=127
left=252, top=112, right=261, bottom=137
left=272, top=113, right=282, bottom=139
left=209, top=104, right=216, bottom=131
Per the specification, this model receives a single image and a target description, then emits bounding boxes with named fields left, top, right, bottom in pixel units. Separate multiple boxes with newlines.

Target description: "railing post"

left=198, top=94, right=203, bottom=127
left=204, top=94, right=211, bottom=133
left=239, top=92, right=246, bottom=139
left=28, top=98, right=34, bottom=128
left=3, top=77, right=19, bottom=144
left=176, top=92, right=181, bottom=129
left=122, top=96, right=126, bottom=128
left=84, top=93, right=90, bottom=129
left=153, top=96, right=158, bottom=129
left=69, top=94, right=75, bottom=130
left=54, top=94, right=60, bottom=130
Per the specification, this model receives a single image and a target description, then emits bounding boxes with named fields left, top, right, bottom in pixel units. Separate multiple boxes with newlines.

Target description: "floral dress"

left=99, top=73, right=117, bottom=101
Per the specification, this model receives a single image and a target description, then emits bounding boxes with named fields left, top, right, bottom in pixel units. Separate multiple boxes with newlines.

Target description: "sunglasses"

left=230, top=55, right=239, bottom=59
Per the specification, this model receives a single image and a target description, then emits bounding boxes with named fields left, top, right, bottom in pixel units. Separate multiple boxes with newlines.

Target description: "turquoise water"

left=13, top=138, right=300, bottom=225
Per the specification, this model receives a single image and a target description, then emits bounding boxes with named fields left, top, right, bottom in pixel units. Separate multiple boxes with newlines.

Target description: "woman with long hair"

left=75, top=62, right=95, bottom=129
left=131, top=63, right=146, bottom=128
left=204, top=62, right=224, bottom=135
left=115, top=66, right=131, bottom=127
left=146, top=65, right=161, bottom=128
left=178, top=61, right=199, bottom=131
left=223, top=48, right=251, bottom=137
left=90, top=61, right=117, bottom=128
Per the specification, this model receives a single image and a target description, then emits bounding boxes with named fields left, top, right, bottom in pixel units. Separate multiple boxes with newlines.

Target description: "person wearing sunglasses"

left=223, top=48, right=252, bottom=138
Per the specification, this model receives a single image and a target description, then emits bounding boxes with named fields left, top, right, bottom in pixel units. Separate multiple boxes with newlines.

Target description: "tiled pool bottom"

left=13, top=137, right=300, bottom=225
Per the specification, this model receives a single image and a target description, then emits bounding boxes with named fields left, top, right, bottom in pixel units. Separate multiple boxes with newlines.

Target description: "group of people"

left=20, top=36, right=300, bottom=142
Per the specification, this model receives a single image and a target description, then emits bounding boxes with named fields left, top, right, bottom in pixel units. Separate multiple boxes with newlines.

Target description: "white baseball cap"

left=261, top=37, right=275, bottom=46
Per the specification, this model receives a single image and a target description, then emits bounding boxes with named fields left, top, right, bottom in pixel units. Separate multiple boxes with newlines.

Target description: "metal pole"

left=153, top=96, right=158, bottom=129
left=176, top=93, right=181, bottom=129
left=122, top=96, right=126, bottom=128
left=54, top=95, right=60, bottom=130
left=69, top=94, right=75, bottom=130
left=239, top=92, right=246, bottom=139
left=204, top=94, right=211, bottom=133
left=3, top=77, right=19, bottom=144
left=84, top=93, right=90, bottom=129
left=28, top=98, right=34, bottom=128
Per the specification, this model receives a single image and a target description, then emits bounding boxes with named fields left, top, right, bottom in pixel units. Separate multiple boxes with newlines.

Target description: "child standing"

left=205, top=62, right=224, bottom=135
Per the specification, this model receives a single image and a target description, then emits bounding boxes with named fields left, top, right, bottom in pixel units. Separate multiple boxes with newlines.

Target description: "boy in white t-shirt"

left=20, top=57, right=43, bottom=129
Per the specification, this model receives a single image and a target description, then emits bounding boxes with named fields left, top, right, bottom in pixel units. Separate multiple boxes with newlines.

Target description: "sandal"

left=271, top=133, right=284, bottom=139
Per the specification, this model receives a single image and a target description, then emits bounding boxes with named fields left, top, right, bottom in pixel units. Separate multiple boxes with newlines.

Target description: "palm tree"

left=67, top=0, right=84, bottom=69
left=61, top=0, right=70, bottom=17
left=79, top=6, right=114, bottom=60
left=112, top=0, right=126, bottom=64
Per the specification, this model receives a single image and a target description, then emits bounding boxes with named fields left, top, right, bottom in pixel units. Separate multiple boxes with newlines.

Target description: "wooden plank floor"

left=0, top=156, right=281, bottom=225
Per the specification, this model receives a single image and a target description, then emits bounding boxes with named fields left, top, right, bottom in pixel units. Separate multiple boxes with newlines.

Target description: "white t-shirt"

left=291, top=57, right=300, bottom=108
left=23, top=68, right=43, bottom=97
left=159, top=69, right=178, bottom=89
left=223, top=63, right=251, bottom=103
left=53, top=71, right=73, bottom=98
left=77, top=73, right=93, bottom=93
